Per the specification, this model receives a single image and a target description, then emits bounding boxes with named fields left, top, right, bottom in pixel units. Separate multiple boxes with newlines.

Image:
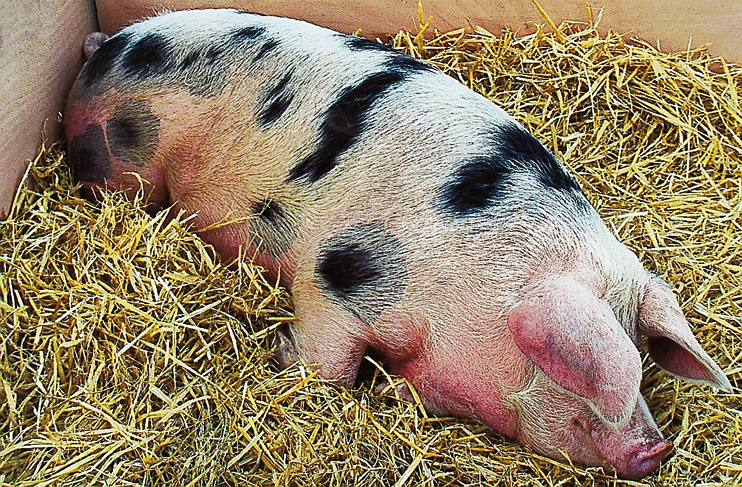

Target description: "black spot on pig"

left=107, top=100, right=160, bottom=167
left=232, top=25, right=266, bottom=42
left=122, top=34, right=171, bottom=80
left=178, top=50, right=200, bottom=72
left=317, top=222, right=407, bottom=323
left=386, top=53, right=437, bottom=74
left=257, top=71, right=294, bottom=128
left=440, top=157, right=511, bottom=215
left=177, top=45, right=224, bottom=73
left=288, top=71, right=406, bottom=183
left=202, top=45, right=226, bottom=66
left=345, top=36, right=395, bottom=53
left=251, top=199, right=295, bottom=257
left=235, top=9, right=266, bottom=16
left=68, top=124, right=112, bottom=183
left=79, top=32, right=132, bottom=89
left=496, top=123, right=581, bottom=193
left=438, top=123, right=583, bottom=216
left=345, top=36, right=436, bottom=74
left=178, top=44, right=231, bottom=96
left=253, top=39, right=279, bottom=61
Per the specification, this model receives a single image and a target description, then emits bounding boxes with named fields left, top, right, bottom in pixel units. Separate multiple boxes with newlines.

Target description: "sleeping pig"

left=63, top=9, right=732, bottom=479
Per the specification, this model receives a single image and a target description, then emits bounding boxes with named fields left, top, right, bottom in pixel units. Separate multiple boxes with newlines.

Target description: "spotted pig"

left=64, top=9, right=731, bottom=479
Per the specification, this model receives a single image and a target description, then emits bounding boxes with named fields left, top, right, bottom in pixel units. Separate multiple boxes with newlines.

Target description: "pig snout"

left=514, top=369, right=673, bottom=480
left=585, top=397, right=674, bottom=480
left=625, top=440, right=673, bottom=480
left=575, top=419, right=672, bottom=480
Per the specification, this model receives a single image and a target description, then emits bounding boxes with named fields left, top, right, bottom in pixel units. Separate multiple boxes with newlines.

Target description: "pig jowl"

left=63, top=9, right=732, bottom=479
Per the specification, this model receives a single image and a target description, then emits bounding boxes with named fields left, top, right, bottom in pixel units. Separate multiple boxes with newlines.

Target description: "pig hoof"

left=625, top=440, right=673, bottom=480
left=273, top=324, right=297, bottom=370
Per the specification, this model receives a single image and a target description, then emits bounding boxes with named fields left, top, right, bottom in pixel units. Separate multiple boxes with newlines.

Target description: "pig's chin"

left=569, top=415, right=672, bottom=480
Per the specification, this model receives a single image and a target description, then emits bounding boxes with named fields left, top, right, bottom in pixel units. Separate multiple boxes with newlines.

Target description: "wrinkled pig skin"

left=64, top=9, right=732, bottom=479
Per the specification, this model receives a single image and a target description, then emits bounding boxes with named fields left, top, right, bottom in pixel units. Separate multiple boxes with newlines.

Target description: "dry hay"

left=1, top=7, right=741, bottom=487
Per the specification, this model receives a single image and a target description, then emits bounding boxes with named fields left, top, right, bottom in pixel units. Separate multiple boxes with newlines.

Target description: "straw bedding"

left=1, top=7, right=740, bottom=486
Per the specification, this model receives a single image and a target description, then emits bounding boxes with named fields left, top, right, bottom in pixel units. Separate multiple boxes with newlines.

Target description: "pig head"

left=504, top=273, right=730, bottom=479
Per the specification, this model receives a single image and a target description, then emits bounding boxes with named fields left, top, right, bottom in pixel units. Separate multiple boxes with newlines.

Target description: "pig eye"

left=570, top=416, right=594, bottom=443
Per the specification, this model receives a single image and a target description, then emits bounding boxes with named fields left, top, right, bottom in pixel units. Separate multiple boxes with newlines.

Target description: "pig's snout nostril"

left=627, top=440, right=673, bottom=479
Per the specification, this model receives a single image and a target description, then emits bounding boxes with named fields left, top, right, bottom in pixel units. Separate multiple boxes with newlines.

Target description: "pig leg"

left=276, top=221, right=409, bottom=386
left=275, top=288, right=372, bottom=387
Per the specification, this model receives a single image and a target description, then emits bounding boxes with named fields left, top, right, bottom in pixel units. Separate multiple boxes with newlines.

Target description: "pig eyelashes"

left=437, top=123, right=585, bottom=216
left=287, top=56, right=432, bottom=184
left=316, top=222, right=408, bottom=323
left=250, top=198, right=296, bottom=257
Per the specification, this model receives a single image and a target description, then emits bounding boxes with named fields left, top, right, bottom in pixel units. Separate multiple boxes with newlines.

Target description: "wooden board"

left=97, top=0, right=742, bottom=61
left=0, top=0, right=97, bottom=218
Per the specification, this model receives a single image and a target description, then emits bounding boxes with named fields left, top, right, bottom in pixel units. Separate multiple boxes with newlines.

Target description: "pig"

left=63, top=9, right=732, bottom=479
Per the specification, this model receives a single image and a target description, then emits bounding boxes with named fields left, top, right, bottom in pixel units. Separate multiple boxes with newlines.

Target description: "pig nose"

left=626, top=440, right=673, bottom=479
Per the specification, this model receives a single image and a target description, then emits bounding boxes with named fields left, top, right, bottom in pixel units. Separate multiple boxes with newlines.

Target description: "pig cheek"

left=370, top=309, right=427, bottom=362
left=105, top=99, right=161, bottom=168
left=510, top=371, right=608, bottom=467
left=384, top=325, right=523, bottom=440
left=104, top=100, right=167, bottom=207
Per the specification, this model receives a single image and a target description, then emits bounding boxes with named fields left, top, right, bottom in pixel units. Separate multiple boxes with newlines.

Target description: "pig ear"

left=639, top=277, right=732, bottom=391
left=507, top=276, right=642, bottom=426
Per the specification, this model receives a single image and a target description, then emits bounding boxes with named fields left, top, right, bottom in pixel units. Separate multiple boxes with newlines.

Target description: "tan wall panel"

left=97, top=0, right=742, bottom=61
left=0, top=0, right=97, bottom=218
